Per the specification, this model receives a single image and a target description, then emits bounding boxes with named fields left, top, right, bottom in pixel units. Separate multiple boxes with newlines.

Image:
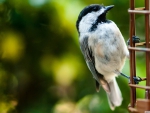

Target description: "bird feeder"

left=128, top=0, right=150, bottom=113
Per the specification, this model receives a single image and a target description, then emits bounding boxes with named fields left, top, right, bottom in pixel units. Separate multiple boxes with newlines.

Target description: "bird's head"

left=76, top=4, right=114, bottom=33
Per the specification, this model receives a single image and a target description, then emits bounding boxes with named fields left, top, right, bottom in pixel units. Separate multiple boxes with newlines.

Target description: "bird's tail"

left=107, top=78, right=122, bottom=110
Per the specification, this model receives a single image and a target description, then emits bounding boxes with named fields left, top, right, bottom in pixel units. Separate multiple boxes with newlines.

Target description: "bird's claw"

left=127, top=35, right=140, bottom=45
left=120, top=73, right=142, bottom=84
left=133, top=76, right=142, bottom=84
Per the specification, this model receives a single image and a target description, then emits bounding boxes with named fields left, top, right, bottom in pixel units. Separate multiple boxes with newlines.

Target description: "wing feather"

left=80, top=36, right=110, bottom=93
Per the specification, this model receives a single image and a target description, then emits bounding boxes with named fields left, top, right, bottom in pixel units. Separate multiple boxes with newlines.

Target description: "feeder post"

left=129, top=0, right=136, bottom=107
left=145, top=0, right=150, bottom=99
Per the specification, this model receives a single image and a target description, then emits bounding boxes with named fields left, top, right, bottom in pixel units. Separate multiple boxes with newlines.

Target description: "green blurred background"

left=0, top=0, right=147, bottom=113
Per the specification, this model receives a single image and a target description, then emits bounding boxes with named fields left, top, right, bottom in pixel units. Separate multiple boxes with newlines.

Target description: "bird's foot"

left=120, top=73, right=142, bottom=84
left=127, top=35, right=140, bottom=45
left=133, top=76, right=142, bottom=84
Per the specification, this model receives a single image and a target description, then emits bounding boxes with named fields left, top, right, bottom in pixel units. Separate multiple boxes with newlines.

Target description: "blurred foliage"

left=0, top=0, right=147, bottom=113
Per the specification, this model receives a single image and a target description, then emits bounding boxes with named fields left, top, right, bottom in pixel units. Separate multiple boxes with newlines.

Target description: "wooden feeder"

left=128, top=0, right=150, bottom=113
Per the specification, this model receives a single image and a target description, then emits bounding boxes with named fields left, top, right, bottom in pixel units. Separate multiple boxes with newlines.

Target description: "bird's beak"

left=105, top=5, right=114, bottom=12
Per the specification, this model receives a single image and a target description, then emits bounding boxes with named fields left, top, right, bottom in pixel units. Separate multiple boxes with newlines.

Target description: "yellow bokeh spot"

left=1, top=32, right=25, bottom=61
left=40, top=54, right=83, bottom=86
left=52, top=55, right=80, bottom=86
left=53, top=61, right=76, bottom=86
left=0, top=101, right=17, bottom=113
left=53, top=101, right=78, bottom=113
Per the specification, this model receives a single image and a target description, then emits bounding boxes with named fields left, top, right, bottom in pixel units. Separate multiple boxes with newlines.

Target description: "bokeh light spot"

left=1, top=32, right=25, bottom=61
left=28, top=0, right=47, bottom=7
left=54, top=61, right=76, bottom=86
left=0, top=0, right=5, bottom=4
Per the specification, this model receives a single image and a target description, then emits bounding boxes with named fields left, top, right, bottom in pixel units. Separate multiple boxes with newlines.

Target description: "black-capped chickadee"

left=76, top=4, right=129, bottom=110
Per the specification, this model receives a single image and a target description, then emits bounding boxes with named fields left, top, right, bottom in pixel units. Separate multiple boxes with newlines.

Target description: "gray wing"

left=80, top=36, right=110, bottom=93
left=80, top=36, right=98, bottom=80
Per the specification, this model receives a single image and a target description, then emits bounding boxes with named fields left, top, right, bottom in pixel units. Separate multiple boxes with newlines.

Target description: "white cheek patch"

left=96, top=8, right=105, bottom=16
left=79, top=8, right=105, bottom=33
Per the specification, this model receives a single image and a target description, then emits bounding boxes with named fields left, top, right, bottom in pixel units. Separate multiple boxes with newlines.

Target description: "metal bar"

left=128, top=47, right=150, bottom=52
left=129, top=84, right=150, bottom=90
left=129, top=0, right=136, bottom=108
left=135, top=42, right=146, bottom=46
left=135, top=42, right=150, bottom=46
left=145, top=0, right=150, bottom=99
left=128, top=9, right=150, bottom=14
left=128, top=107, right=138, bottom=113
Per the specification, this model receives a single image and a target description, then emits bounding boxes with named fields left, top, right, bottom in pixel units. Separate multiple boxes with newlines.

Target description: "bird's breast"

left=88, top=22, right=127, bottom=77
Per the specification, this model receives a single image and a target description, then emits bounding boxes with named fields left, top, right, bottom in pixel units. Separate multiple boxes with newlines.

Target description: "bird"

left=76, top=4, right=129, bottom=110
